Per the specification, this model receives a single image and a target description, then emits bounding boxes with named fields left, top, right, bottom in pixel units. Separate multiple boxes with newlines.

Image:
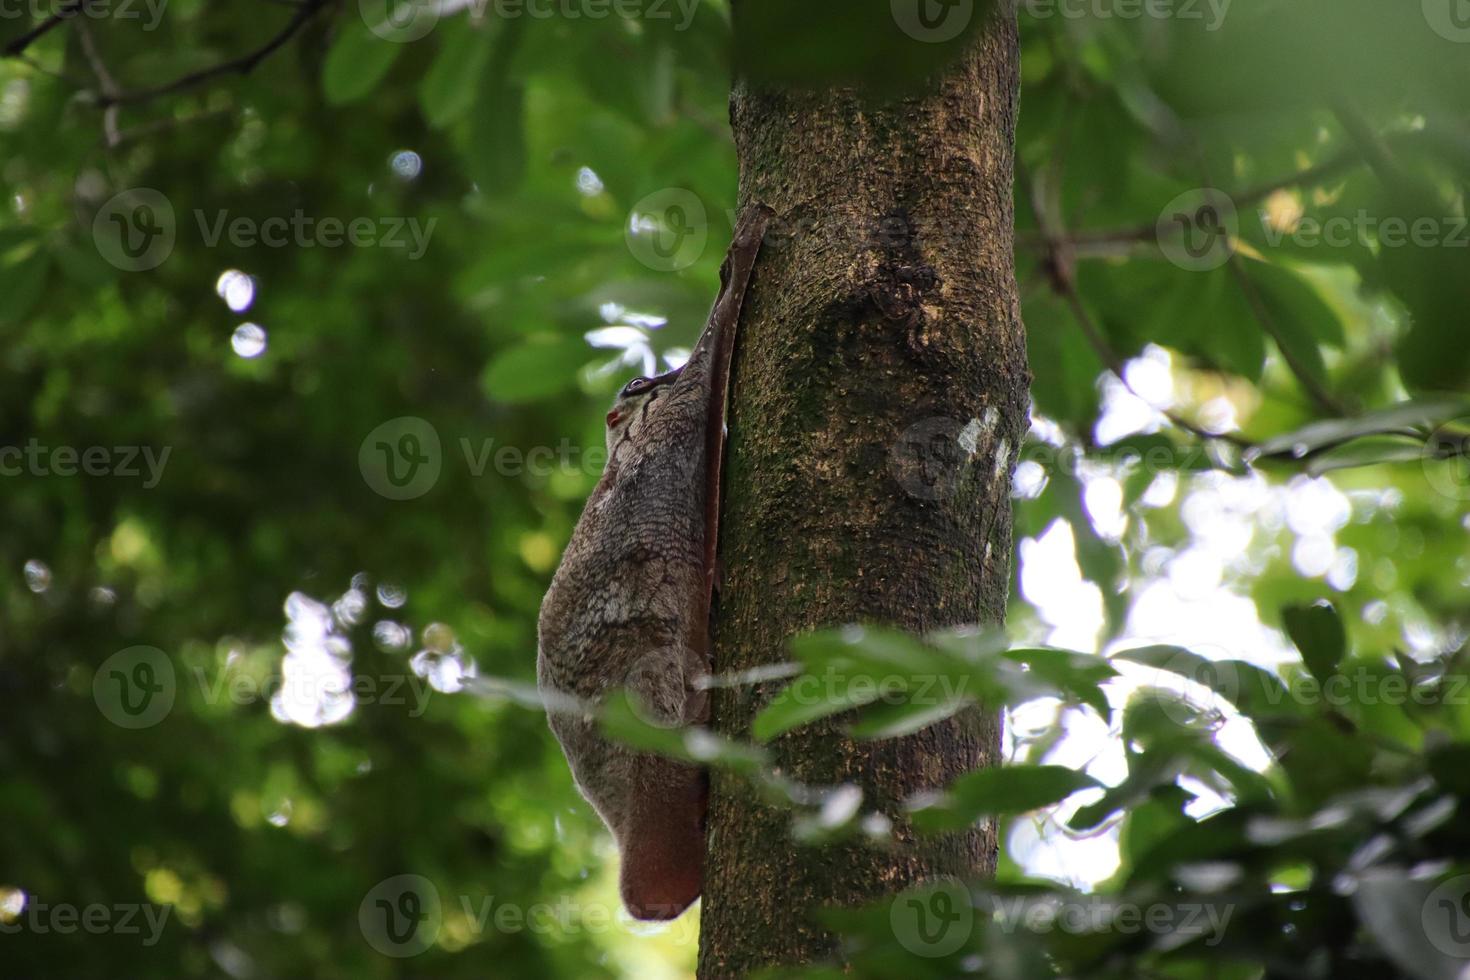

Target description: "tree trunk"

left=698, top=11, right=1027, bottom=978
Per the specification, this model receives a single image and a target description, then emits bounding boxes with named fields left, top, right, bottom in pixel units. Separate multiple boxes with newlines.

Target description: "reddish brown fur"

left=537, top=205, right=772, bottom=920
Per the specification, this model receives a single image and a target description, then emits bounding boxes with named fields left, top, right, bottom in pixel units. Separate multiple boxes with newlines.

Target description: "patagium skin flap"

left=535, top=204, right=772, bottom=921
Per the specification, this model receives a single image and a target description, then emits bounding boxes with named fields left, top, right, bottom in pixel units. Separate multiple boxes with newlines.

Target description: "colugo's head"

left=605, top=368, right=681, bottom=456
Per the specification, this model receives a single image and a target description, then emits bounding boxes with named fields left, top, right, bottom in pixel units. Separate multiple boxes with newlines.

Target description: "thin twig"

left=89, top=0, right=327, bottom=108
left=74, top=19, right=122, bottom=146
left=1223, top=253, right=1347, bottom=417
left=1058, top=280, right=1252, bottom=451
left=1016, top=145, right=1367, bottom=255
left=1020, top=164, right=1252, bottom=451
left=1, top=0, right=82, bottom=58
left=103, top=106, right=237, bottom=148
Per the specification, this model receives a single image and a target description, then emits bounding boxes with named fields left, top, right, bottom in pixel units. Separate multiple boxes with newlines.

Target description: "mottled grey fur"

left=536, top=205, right=771, bottom=919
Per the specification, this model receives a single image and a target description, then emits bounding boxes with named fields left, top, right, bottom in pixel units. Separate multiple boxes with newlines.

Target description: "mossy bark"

left=697, top=12, right=1027, bottom=979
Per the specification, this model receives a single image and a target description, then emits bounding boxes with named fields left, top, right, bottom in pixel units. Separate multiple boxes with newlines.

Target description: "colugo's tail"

left=617, top=770, right=708, bottom=920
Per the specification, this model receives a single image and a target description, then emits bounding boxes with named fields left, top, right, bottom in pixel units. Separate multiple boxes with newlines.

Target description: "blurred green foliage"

left=0, top=0, right=1467, bottom=976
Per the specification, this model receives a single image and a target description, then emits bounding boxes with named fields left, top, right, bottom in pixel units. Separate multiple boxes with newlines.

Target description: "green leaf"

left=601, top=692, right=768, bottom=772
left=1303, top=438, right=1429, bottom=476
left=322, top=23, right=403, bottom=105
left=467, top=20, right=527, bottom=196
left=751, top=674, right=890, bottom=743
left=1110, top=645, right=1299, bottom=721
left=846, top=695, right=972, bottom=740
left=1004, top=648, right=1117, bottom=720
left=480, top=336, right=591, bottom=404
left=1022, top=288, right=1103, bottom=427
left=755, top=626, right=1013, bottom=742
left=1252, top=398, right=1470, bottom=459
left=910, top=765, right=1100, bottom=833
left=1245, top=260, right=1345, bottom=388
left=419, top=22, right=492, bottom=128
left=791, top=624, right=960, bottom=676
left=1353, top=868, right=1467, bottom=980
left=0, top=246, right=50, bottom=325
left=1282, top=601, right=1346, bottom=687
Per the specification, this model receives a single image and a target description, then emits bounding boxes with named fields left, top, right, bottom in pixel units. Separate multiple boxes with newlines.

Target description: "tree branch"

left=1021, top=165, right=1253, bottom=452
left=1223, top=253, right=1348, bottom=417
left=86, top=0, right=327, bottom=108
left=1, top=0, right=82, bottom=58
left=1017, top=145, right=1366, bottom=256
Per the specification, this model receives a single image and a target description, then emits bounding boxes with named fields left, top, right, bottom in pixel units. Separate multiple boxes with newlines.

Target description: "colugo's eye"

left=622, top=378, right=650, bottom=396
